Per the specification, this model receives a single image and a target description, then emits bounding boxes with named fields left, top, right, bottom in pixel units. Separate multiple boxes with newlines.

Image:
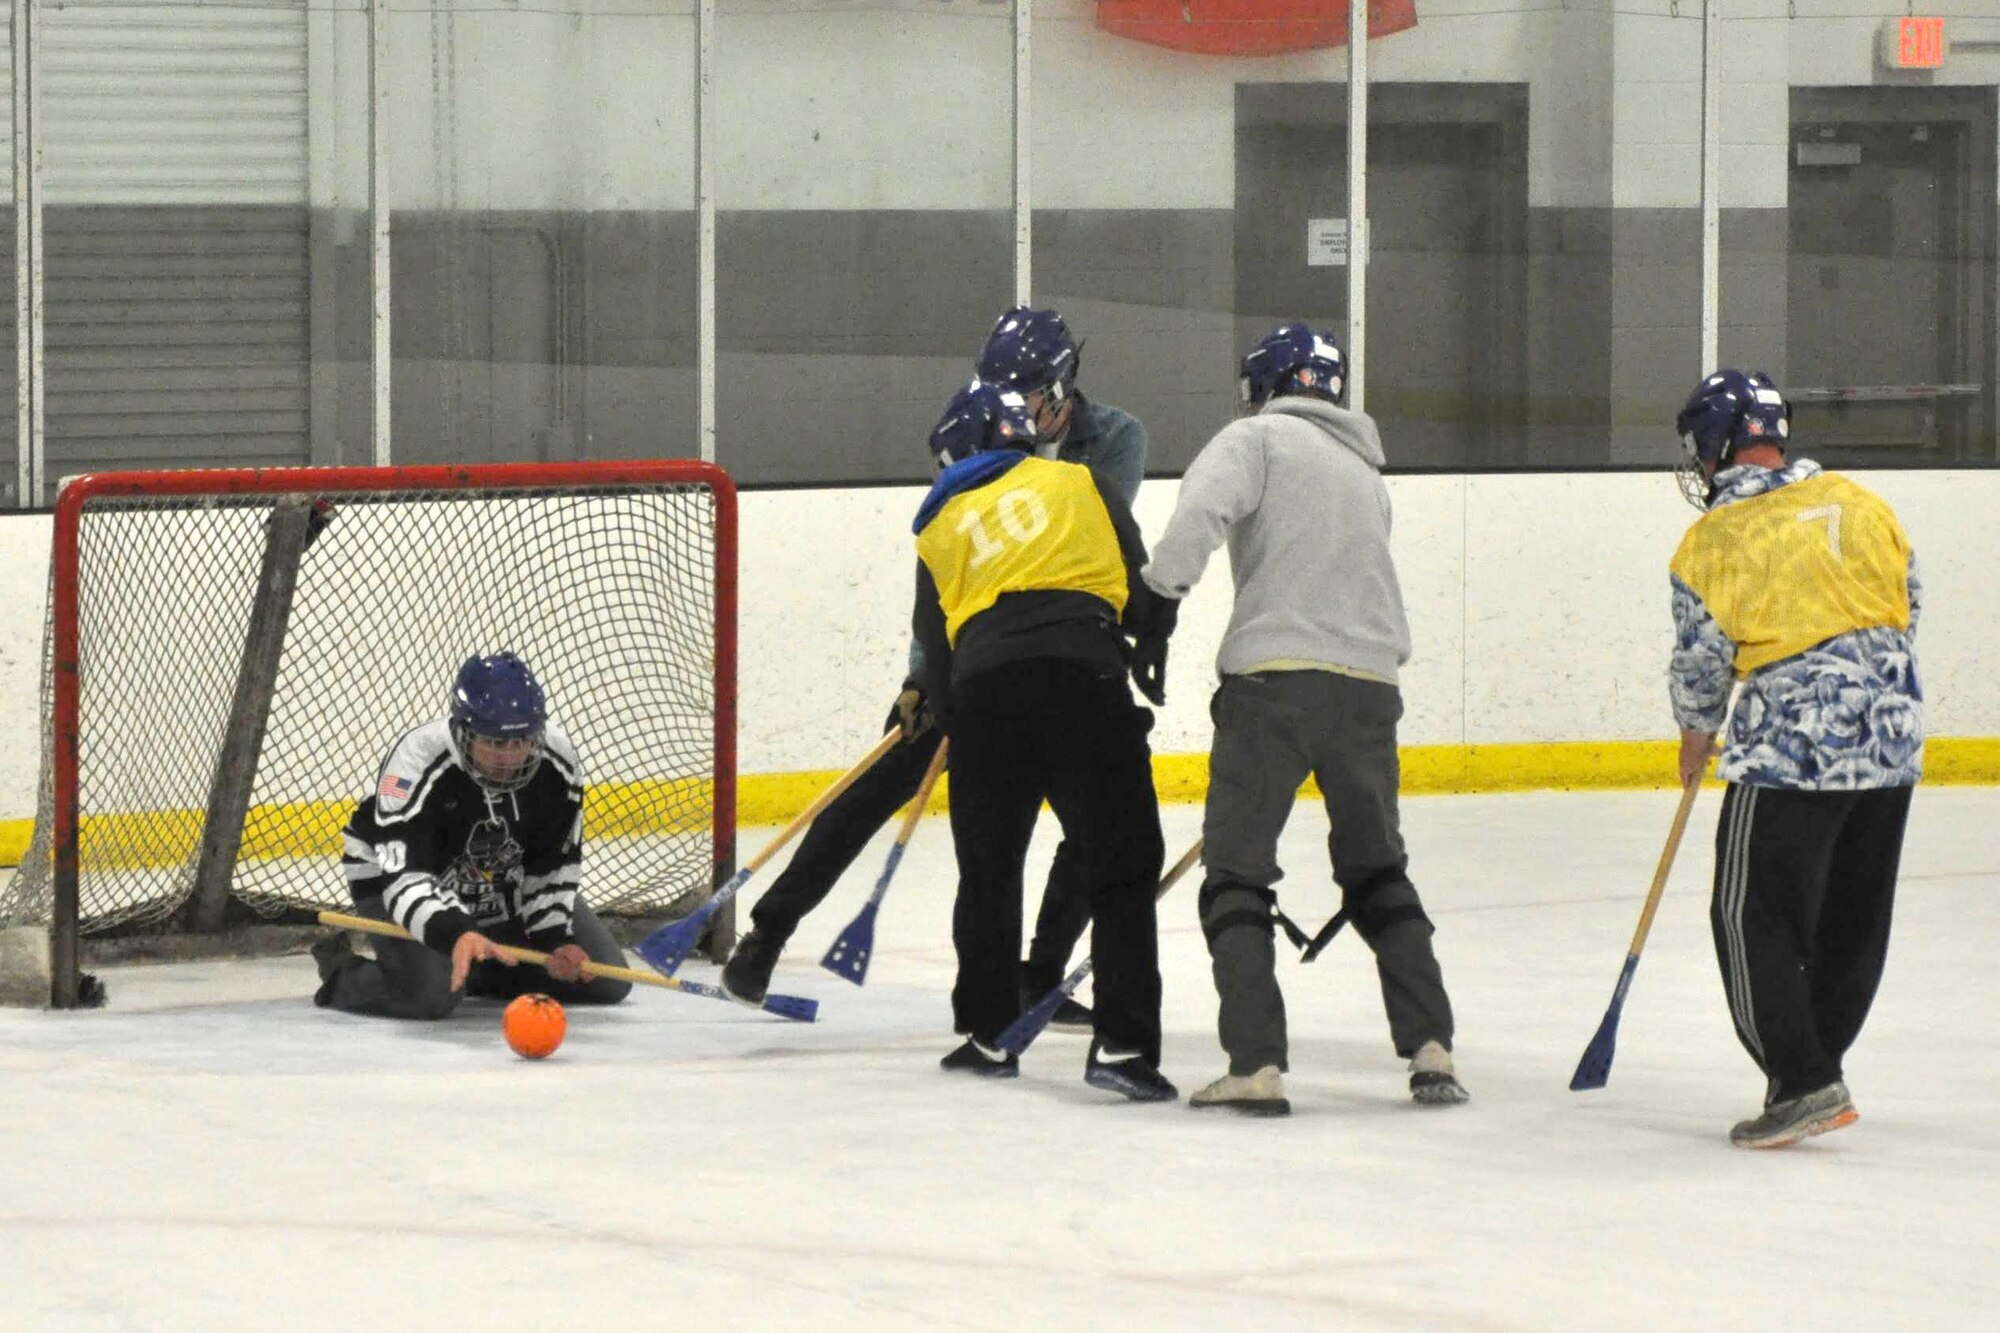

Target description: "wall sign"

left=1307, top=218, right=1348, bottom=268
left=1878, top=17, right=1945, bottom=70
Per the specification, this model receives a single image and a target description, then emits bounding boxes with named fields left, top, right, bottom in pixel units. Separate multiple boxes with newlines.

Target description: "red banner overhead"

left=1097, top=0, right=1419, bottom=57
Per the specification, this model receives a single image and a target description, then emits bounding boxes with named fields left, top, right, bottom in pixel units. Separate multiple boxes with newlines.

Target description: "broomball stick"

left=821, top=738, right=950, bottom=985
left=1568, top=770, right=1706, bottom=1091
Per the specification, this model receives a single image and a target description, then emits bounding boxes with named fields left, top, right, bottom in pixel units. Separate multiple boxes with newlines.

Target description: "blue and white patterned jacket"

left=1668, top=459, right=1924, bottom=790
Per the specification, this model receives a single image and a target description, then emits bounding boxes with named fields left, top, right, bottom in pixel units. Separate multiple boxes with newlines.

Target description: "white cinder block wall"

left=734, top=471, right=1997, bottom=776
left=6, top=468, right=1988, bottom=824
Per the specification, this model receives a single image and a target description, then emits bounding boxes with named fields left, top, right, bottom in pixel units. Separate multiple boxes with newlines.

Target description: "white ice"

left=4, top=787, right=1997, bottom=1332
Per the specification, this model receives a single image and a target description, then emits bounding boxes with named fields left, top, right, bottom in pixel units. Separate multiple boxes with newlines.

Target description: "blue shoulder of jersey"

left=913, top=450, right=1028, bottom=535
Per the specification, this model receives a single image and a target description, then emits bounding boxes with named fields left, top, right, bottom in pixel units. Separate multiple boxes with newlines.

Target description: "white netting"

left=0, top=472, right=731, bottom=935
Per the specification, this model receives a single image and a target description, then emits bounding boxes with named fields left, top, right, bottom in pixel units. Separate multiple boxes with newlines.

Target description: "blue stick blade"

left=1569, top=1013, right=1620, bottom=1091
left=761, top=992, right=819, bottom=1023
left=819, top=905, right=878, bottom=986
left=998, top=986, right=1067, bottom=1056
left=1570, top=954, right=1641, bottom=1091
left=636, top=906, right=711, bottom=976
left=1568, top=1020, right=1616, bottom=1088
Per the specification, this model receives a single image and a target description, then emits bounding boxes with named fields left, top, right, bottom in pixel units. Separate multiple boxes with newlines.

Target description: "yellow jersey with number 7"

left=1670, top=471, right=1911, bottom=675
left=916, top=455, right=1129, bottom=648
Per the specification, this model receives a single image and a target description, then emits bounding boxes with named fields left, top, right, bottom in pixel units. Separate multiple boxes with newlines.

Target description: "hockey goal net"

left=0, top=460, right=736, bottom=1007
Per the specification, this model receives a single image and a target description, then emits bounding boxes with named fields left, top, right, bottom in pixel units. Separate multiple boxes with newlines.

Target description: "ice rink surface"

left=4, top=787, right=1997, bottom=1332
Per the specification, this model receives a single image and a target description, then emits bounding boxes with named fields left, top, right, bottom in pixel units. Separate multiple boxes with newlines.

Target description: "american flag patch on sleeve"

left=378, top=774, right=413, bottom=801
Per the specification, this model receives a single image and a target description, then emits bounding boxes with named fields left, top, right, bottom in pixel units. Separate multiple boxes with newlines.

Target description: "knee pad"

left=1343, top=873, right=1433, bottom=945
left=1199, top=880, right=1277, bottom=947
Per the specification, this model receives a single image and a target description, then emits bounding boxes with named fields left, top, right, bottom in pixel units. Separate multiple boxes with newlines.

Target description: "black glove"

left=1129, top=597, right=1180, bottom=707
left=885, top=682, right=934, bottom=743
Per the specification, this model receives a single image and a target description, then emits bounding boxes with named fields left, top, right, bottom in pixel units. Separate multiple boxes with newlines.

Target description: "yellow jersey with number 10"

left=1669, top=471, right=1911, bottom=675
left=916, top=456, right=1129, bottom=648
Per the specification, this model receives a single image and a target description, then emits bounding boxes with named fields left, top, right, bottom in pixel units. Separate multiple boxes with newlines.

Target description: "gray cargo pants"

left=1199, top=670, right=1454, bottom=1074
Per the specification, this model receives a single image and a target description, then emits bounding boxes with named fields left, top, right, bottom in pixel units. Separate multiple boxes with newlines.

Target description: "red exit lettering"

left=1897, top=18, right=1945, bottom=70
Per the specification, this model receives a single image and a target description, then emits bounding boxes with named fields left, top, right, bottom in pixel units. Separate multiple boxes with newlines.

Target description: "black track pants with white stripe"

left=1709, top=782, right=1913, bottom=1103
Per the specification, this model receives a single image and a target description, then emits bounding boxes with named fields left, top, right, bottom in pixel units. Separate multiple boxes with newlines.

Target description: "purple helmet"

left=1674, top=369, right=1789, bottom=507
left=928, top=381, right=1041, bottom=466
left=448, top=651, right=548, bottom=792
left=1239, top=323, right=1347, bottom=409
left=975, top=307, right=1081, bottom=405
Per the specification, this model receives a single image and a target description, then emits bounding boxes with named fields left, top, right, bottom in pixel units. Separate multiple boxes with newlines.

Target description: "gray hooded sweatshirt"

left=1141, top=395, right=1411, bottom=684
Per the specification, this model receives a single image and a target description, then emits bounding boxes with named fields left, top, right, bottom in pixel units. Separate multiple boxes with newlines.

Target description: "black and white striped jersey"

left=341, top=718, right=585, bottom=953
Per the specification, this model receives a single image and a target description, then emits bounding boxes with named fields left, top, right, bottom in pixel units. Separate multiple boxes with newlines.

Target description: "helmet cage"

left=449, top=718, right=545, bottom=793
left=1673, top=369, right=1789, bottom=510
left=448, top=652, right=549, bottom=793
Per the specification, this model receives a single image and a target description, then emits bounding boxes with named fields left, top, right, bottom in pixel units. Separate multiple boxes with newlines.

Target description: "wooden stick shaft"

left=891, top=739, right=949, bottom=848
left=740, top=728, right=904, bottom=878
left=1162, top=837, right=1204, bottom=896
left=317, top=909, right=680, bottom=993
left=1624, top=774, right=1703, bottom=958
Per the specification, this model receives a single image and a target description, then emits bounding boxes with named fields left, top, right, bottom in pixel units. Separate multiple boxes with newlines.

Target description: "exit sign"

left=1878, top=17, right=1945, bottom=70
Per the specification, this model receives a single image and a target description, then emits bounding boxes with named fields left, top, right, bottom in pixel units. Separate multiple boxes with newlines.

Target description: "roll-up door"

left=37, top=0, right=308, bottom=491
left=0, top=32, right=16, bottom=494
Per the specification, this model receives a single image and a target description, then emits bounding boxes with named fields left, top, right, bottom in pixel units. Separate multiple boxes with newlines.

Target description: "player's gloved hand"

left=544, top=942, right=590, bottom=984
left=887, top=681, right=934, bottom=743
left=1130, top=596, right=1181, bottom=707
left=1132, top=637, right=1169, bottom=707
left=449, top=930, right=516, bottom=992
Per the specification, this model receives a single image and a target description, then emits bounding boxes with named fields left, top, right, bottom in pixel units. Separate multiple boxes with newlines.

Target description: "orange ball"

left=502, top=993, right=567, bottom=1060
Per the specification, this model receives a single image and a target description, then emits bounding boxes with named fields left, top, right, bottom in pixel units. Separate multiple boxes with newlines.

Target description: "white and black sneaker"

left=940, top=1039, right=1020, bottom=1078
left=1021, top=972, right=1094, bottom=1034
left=1046, top=997, right=1095, bottom=1033
left=1409, top=1039, right=1469, bottom=1106
left=1085, top=1039, right=1178, bottom=1103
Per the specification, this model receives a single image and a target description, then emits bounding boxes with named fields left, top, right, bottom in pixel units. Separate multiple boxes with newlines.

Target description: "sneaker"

left=75, top=971, right=108, bottom=1009
left=310, top=932, right=355, bottom=1008
left=940, top=1039, right=1020, bottom=1078
left=721, top=929, right=782, bottom=1006
left=1409, top=1039, right=1469, bottom=1106
left=1046, top=997, right=1095, bottom=1033
left=1018, top=982, right=1096, bottom=1033
left=1021, top=970, right=1094, bottom=1034
left=1729, top=1081, right=1858, bottom=1149
left=1085, top=1039, right=1179, bottom=1103
left=1190, top=1065, right=1291, bottom=1117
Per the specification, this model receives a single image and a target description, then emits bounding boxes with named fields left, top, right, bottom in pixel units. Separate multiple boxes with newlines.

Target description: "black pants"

left=750, top=717, right=1093, bottom=986
left=1710, top=782, right=1912, bottom=1103
left=947, top=659, right=1165, bottom=1062
left=321, top=896, right=633, bottom=1019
